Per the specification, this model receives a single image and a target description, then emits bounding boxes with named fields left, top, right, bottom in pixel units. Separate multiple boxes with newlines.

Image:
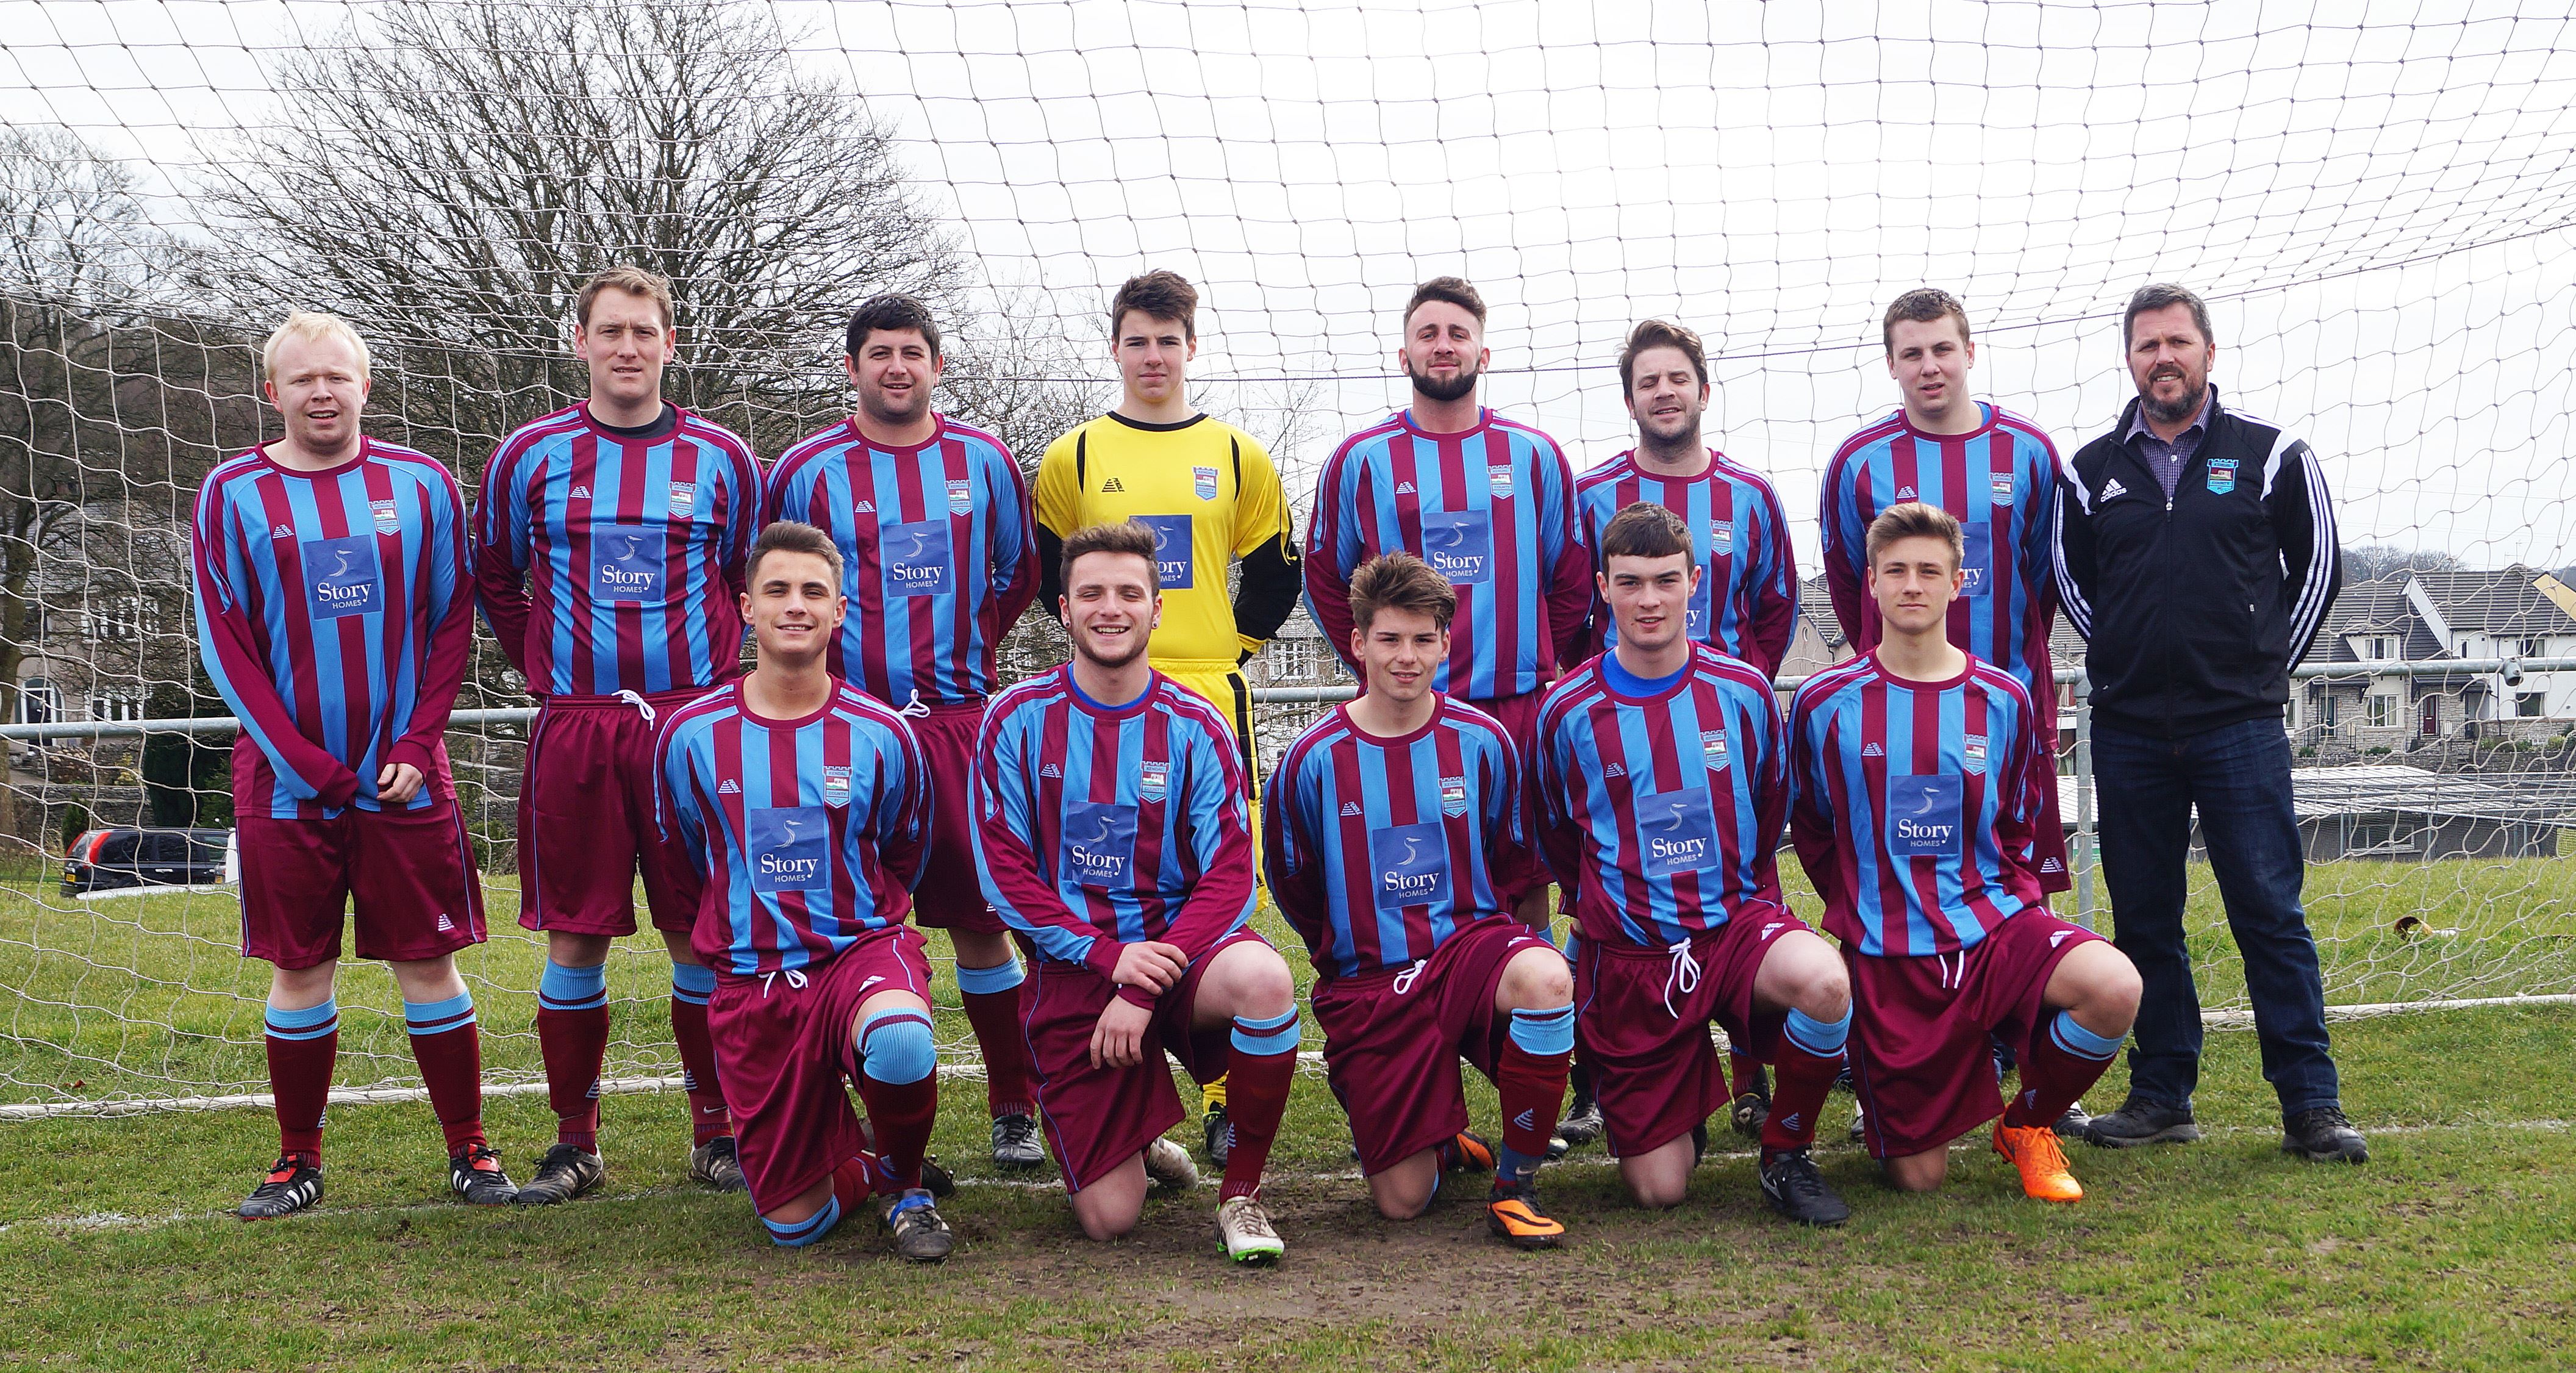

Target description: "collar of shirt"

left=2123, top=385, right=2217, bottom=448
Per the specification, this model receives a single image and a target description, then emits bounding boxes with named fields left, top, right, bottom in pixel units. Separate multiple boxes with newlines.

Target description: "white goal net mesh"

left=0, top=0, right=2569, bottom=1110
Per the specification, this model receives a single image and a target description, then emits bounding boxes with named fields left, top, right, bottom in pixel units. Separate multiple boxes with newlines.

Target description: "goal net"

left=0, top=0, right=2569, bottom=1112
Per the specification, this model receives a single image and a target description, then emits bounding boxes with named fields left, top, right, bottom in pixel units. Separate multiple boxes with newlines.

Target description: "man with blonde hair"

left=475, top=265, right=764, bottom=1204
left=198, top=312, right=507, bottom=1216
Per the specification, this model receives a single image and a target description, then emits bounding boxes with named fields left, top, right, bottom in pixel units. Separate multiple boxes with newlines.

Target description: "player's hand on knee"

left=1110, top=940, right=1187, bottom=993
left=1092, top=998, right=1153, bottom=1069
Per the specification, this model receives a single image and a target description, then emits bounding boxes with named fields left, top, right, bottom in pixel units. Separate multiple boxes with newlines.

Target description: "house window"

left=2518, top=692, right=2546, bottom=719
left=16, top=677, right=59, bottom=725
left=2367, top=693, right=2393, bottom=729
left=2366, top=636, right=2395, bottom=661
left=83, top=597, right=148, bottom=643
left=1268, top=637, right=1315, bottom=682
left=90, top=685, right=144, bottom=722
left=2320, top=695, right=2339, bottom=729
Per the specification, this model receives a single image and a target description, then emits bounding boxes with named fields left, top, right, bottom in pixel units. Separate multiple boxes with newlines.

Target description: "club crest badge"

left=2205, top=458, right=2238, bottom=495
left=370, top=499, right=401, bottom=535
left=1963, top=734, right=1989, bottom=773
left=822, top=765, right=851, bottom=805
left=1487, top=465, right=1514, bottom=500
left=1439, top=776, right=1469, bottom=817
left=1192, top=466, right=1219, bottom=501
left=947, top=477, right=974, bottom=514
left=1709, top=520, right=1733, bottom=556
left=1991, top=471, right=2016, bottom=506
left=1139, top=759, right=1168, bottom=803
left=667, top=482, right=695, bottom=518
left=1701, top=730, right=1730, bottom=770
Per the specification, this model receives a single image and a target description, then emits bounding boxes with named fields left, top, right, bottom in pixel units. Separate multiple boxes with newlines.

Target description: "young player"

left=762, top=294, right=1046, bottom=1170
left=973, top=521, right=1301, bottom=1263
left=1573, top=318, right=1801, bottom=1141
left=1305, top=276, right=1590, bottom=928
left=196, top=312, right=509, bottom=1217
left=1267, top=553, right=1575, bottom=1248
left=655, top=522, right=952, bottom=1260
left=474, top=265, right=763, bottom=1203
left=1789, top=503, right=2142, bottom=1200
left=1535, top=503, right=1855, bottom=1226
left=1818, top=290, right=2071, bottom=896
left=1032, top=270, right=1303, bottom=1164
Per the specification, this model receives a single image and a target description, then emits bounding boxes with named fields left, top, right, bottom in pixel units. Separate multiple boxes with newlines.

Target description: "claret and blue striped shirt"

left=759, top=415, right=1038, bottom=708
left=192, top=439, right=474, bottom=819
left=1573, top=448, right=1798, bottom=678
left=474, top=404, right=761, bottom=698
left=1534, top=643, right=1793, bottom=949
left=971, top=668, right=1257, bottom=1000
left=1786, top=651, right=2052, bottom=958
left=1264, top=695, right=1519, bottom=980
left=656, top=680, right=931, bottom=976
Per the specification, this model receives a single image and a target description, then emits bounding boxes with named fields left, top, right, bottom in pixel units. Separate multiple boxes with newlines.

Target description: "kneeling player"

left=1536, top=504, right=1856, bottom=1226
left=1268, top=554, right=1575, bottom=1247
left=656, top=522, right=953, bottom=1259
left=1788, top=503, right=2140, bottom=1200
left=975, top=520, right=1301, bottom=1263
left=198, top=312, right=509, bottom=1216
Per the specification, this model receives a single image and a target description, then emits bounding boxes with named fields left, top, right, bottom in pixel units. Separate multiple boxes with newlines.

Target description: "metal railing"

left=5, top=656, right=2570, bottom=930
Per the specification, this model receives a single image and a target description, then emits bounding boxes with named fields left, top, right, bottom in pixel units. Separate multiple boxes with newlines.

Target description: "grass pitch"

left=0, top=862, right=2571, bottom=1369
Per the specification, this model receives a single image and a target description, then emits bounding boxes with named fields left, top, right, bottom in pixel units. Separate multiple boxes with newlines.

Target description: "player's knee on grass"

left=1068, top=1155, right=1150, bottom=1241
left=1367, top=1152, right=1440, bottom=1220
left=1496, top=944, right=1572, bottom=1011
left=855, top=1005, right=937, bottom=1085
left=1882, top=1148, right=1949, bottom=1192
left=1620, top=1135, right=1697, bottom=1208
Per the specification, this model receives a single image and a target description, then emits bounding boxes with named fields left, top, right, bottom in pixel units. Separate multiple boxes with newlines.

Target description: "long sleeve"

left=1228, top=434, right=1303, bottom=655
left=878, top=718, right=934, bottom=894
left=2050, top=467, right=2099, bottom=642
left=472, top=443, right=535, bottom=676
left=1537, top=445, right=1592, bottom=675
left=387, top=468, right=474, bottom=778
left=1745, top=687, right=1791, bottom=902
left=988, top=445, right=1042, bottom=634
left=2267, top=434, right=2341, bottom=665
left=1992, top=690, right=2049, bottom=905
left=1261, top=750, right=1331, bottom=962
left=716, top=443, right=759, bottom=636
left=191, top=481, right=360, bottom=809
left=654, top=715, right=707, bottom=874
left=1155, top=723, right=1259, bottom=967
left=1817, top=456, right=1870, bottom=650
left=1030, top=432, right=1081, bottom=625
left=1533, top=703, right=1584, bottom=892
left=1302, top=443, right=1364, bottom=674
left=1784, top=693, right=1842, bottom=917
left=1745, top=481, right=1799, bottom=679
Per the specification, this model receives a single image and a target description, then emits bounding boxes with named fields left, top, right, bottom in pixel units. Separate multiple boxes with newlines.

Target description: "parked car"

left=62, top=827, right=233, bottom=897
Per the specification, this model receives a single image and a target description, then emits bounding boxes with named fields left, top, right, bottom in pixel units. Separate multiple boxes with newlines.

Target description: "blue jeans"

left=2092, top=716, right=2340, bottom=1116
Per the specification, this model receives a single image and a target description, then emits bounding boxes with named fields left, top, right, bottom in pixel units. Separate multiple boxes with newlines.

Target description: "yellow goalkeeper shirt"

left=1033, top=411, right=1301, bottom=673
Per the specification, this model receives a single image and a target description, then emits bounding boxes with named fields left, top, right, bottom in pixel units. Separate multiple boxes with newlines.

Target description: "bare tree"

left=0, top=129, right=257, bottom=853
left=2344, top=543, right=2464, bottom=584
left=197, top=0, right=970, bottom=467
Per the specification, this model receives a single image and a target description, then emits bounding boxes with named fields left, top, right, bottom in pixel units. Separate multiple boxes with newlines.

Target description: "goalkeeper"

left=1034, top=269, right=1303, bottom=1167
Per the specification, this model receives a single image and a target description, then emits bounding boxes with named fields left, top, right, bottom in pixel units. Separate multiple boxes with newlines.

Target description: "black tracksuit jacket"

left=2051, top=390, right=2341, bottom=739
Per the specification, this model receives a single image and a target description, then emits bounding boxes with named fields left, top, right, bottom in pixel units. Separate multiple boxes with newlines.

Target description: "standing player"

left=656, top=522, right=952, bottom=1260
left=1789, top=504, right=2141, bottom=1200
left=1573, top=318, right=1800, bottom=1139
left=1306, top=276, right=1591, bottom=928
left=762, top=293, right=1045, bottom=1171
left=1267, top=553, right=1576, bottom=1249
left=1032, top=269, right=1303, bottom=1164
left=973, top=521, right=1302, bottom=1264
left=1536, top=504, right=1854, bottom=1227
left=475, top=265, right=764, bottom=1203
left=196, top=312, right=510, bottom=1216
left=1819, top=290, right=2072, bottom=896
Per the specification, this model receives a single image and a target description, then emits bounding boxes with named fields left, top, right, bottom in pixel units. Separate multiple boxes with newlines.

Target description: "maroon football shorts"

left=1309, top=916, right=1558, bottom=1175
left=1022, top=925, right=1270, bottom=1192
left=1844, top=909, right=2104, bottom=1160
left=707, top=925, right=934, bottom=1213
left=236, top=797, right=486, bottom=971
left=1574, top=911, right=1810, bottom=1157
left=517, top=690, right=707, bottom=937
left=904, top=700, right=1004, bottom=934
left=1464, top=690, right=1548, bottom=917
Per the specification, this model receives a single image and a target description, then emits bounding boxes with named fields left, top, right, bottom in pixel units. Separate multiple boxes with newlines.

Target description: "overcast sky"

left=4, top=0, right=2571, bottom=572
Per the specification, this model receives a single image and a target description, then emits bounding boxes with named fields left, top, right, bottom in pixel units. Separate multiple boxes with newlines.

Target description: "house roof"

left=1796, top=575, right=2083, bottom=670
left=2408, top=565, right=2576, bottom=637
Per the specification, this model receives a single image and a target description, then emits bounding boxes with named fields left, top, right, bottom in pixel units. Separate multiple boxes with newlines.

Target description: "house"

left=2297, top=566, right=2576, bottom=746
left=1778, top=575, right=2084, bottom=767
